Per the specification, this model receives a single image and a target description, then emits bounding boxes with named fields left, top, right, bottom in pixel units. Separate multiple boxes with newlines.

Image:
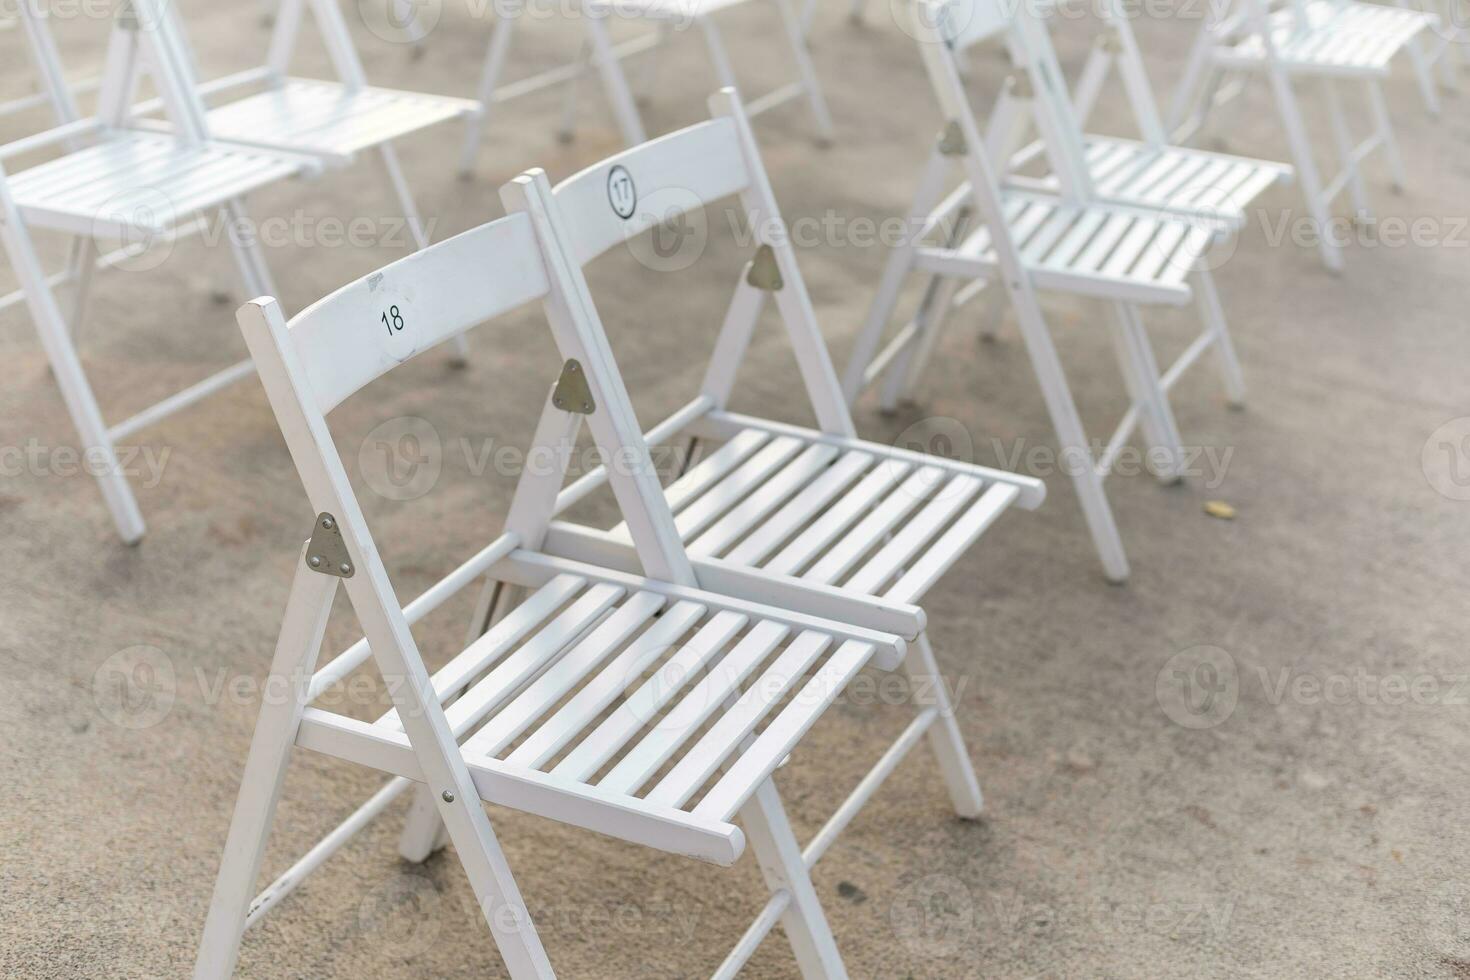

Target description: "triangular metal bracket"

left=551, top=359, right=596, bottom=415
left=306, top=513, right=354, bottom=578
left=746, top=244, right=784, bottom=291
left=937, top=120, right=967, bottom=157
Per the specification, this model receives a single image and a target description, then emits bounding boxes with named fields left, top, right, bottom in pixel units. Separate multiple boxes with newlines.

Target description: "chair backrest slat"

left=285, top=213, right=551, bottom=413
left=551, top=118, right=751, bottom=269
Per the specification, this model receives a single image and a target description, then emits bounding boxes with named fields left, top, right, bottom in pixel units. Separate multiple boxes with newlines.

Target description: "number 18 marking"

left=381, top=305, right=405, bottom=336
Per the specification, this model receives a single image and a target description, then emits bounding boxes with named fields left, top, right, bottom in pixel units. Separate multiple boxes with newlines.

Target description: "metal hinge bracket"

left=937, top=120, right=967, bottom=157
left=746, top=244, right=784, bottom=291
left=552, top=359, right=596, bottom=415
left=306, top=513, right=354, bottom=578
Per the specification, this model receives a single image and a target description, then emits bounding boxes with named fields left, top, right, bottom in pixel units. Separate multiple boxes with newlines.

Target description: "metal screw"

left=553, top=396, right=565, bottom=408
left=442, top=790, right=456, bottom=803
left=308, top=555, right=322, bottom=568
left=569, top=363, right=579, bottom=372
left=581, top=402, right=593, bottom=413
left=321, top=516, right=335, bottom=530
left=339, top=563, right=352, bottom=575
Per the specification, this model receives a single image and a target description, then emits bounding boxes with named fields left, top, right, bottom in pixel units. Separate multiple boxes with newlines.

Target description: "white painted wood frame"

left=842, top=0, right=1253, bottom=582
left=1167, top=0, right=1439, bottom=270
left=0, top=0, right=318, bottom=542
left=194, top=102, right=998, bottom=975
left=458, top=0, right=834, bottom=175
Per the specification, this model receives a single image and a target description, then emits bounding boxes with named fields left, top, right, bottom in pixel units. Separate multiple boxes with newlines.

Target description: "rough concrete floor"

left=2, top=1, right=1468, bottom=977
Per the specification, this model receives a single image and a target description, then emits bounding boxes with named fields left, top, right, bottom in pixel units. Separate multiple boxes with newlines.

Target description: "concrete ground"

left=2, top=1, right=1468, bottom=977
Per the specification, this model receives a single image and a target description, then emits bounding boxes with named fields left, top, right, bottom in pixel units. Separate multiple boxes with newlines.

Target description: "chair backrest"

left=279, top=215, right=551, bottom=414
left=548, top=117, right=752, bottom=269
left=1069, top=0, right=1171, bottom=145
left=541, top=88, right=858, bottom=440
left=917, top=0, right=1096, bottom=200
left=240, top=206, right=697, bottom=622
left=906, top=0, right=1057, bottom=315
left=259, top=0, right=371, bottom=87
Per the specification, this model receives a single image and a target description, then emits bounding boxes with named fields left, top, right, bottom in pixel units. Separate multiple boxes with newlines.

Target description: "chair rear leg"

left=558, top=41, right=591, bottom=142
left=635, top=23, right=671, bottom=106
left=0, top=193, right=145, bottom=542
left=1404, top=34, right=1443, bottom=116
left=907, top=632, right=983, bottom=817
left=1192, top=267, right=1246, bottom=408
left=773, top=0, right=835, bottom=143
left=585, top=13, right=648, bottom=146
left=64, top=236, right=97, bottom=342
left=843, top=245, right=914, bottom=404
left=1108, top=302, right=1185, bottom=484
left=461, top=14, right=516, bottom=176
left=1365, top=79, right=1406, bottom=192
left=1167, top=24, right=1217, bottom=138
left=740, top=779, right=848, bottom=978
left=1322, top=78, right=1371, bottom=221
left=1009, top=294, right=1131, bottom=582
left=194, top=553, right=337, bottom=979
left=880, top=273, right=960, bottom=413
left=841, top=147, right=952, bottom=404
left=398, top=577, right=518, bottom=862
left=1261, top=64, right=1343, bottom=271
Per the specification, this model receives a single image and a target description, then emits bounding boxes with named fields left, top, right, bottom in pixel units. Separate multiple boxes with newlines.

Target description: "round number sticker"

left=607, top=165, right=637, bottom=220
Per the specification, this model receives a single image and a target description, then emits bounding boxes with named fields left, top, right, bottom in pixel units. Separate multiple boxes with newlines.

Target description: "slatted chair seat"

left=575, top=422, right=1033, bottom=607
left=298, top=566, right=894, bottom=866
left=1222, top=3, right=1435, bottom=73
left=1023, top=138, right=1287, bottom=226
left=8, top=131, right=309, bottom=236
left=205, top=78, right=477, bottom=159
left=585, top=0, right=750, bottom=18
left=913, top=192, right=1216, bottom=306
left=990, top=0, right=1291, bottom=228
left=1079, top=139, right=1286, bottom=220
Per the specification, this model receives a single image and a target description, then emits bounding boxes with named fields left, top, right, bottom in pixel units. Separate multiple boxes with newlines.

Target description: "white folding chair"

left=459, top=0, right=834, bottom=175
left=194, top=148, right=999, bottom=978
left=1006, top=0, right=1293, bottom=229
left=395, top=85, right=1045, bottom=950
left=192, top=0, right=478, bottom=261
left=1168, top=0, right=1439, bottom=270
left=0, top=0, right=317, bottom=543
left=843, top=0, right=1253, bottom=582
